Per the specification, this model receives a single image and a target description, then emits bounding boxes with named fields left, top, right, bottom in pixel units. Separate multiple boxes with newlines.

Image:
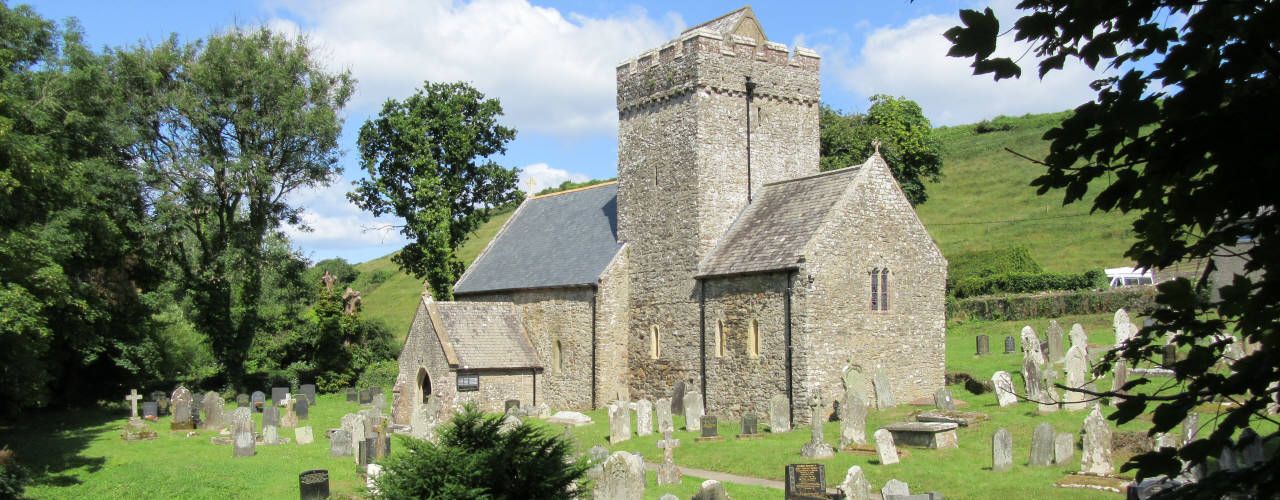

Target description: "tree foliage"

left=112, top=27, right=354, bottom=385
left=946, top=1, right=1279, bottom=495
left=375, top=405, right=590, bottom=499
left=819, top=95, right=943, bottom=205
left=349, top=81, right=524, bottom=300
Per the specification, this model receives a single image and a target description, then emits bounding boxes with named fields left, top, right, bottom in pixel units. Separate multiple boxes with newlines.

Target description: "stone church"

left=392, top=6, right=947, bottom=426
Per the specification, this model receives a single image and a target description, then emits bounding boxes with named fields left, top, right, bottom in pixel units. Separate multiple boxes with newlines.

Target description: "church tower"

left=615, top=7, right=821, bottom=399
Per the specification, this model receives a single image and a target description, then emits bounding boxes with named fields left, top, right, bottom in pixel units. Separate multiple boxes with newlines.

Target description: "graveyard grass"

left=6, top=312, right=1275, bottom=498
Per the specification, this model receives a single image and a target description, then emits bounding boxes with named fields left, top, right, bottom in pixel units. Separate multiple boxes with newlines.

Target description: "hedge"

left=952, top=269, right=1106, bottom=298
left=947, top=246, right=1042, bottom=291
left=948, top=286, right=1158, bottom=322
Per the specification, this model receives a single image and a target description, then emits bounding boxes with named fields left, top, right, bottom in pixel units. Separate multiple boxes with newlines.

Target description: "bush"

left=947, top=246, right=1043, bottom=291
left=974, top=115, right=1017, bottom=133
left=375, top=405, right=590, bottom=499
left=357, top=360, right=400, bottom=391
left=953, top=269, right=1105, bottom=298
left=954, top=286, right=1158, bottom=321
left=0, top=448, right=28, bottom=499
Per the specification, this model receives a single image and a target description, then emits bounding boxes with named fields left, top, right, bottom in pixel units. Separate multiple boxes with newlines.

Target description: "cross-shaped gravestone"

left=656, top=431, right=682, bottom=485
left=126, top=389, right=143, bottom=418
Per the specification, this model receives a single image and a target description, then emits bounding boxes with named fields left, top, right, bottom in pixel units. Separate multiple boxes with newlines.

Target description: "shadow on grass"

left=0, top=406, right=117, bottom=488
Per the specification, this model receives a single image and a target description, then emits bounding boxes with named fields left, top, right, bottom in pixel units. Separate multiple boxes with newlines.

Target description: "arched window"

left=748, top=319, right=760, bottom=358
left=417, top=367, right=431, bottom=404
left=871, top=268, right=880, bottom=310
left=553, top=340, right=563, bottom=373
left=881, top=268, right=890, bottom=311
left=871, top=268, right=891, bottom=311
left=650, top=325, right=661, bottom=359
left=716, top=320, right=726, bottom=358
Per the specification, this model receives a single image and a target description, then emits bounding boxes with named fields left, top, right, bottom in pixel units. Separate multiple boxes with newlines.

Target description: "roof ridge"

left=762, top=163, right=860, bottom=187
left=530, top=180, right=618, bottom=200
left=681, top=6, right=749, bottom=34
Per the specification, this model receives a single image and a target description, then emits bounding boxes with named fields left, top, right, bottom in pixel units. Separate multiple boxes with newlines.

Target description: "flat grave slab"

left=1054, top=473, right=1130, bottom=494
left=882, top=422, right=959, bottom=449
left=907, top=396, right=969, bottom=407
left=915, top=409, right=989, bottom=427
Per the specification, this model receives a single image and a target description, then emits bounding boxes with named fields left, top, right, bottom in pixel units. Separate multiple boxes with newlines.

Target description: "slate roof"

left=453, top=182, right=621, bottom=295
left=683, top=6, right=753, bottom=37
left=698, top=166, right=860, bottom=277
left=435, top=302, right=540, bottom=370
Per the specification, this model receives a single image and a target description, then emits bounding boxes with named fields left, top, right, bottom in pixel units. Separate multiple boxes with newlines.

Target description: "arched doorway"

left=417, top=367, right=431, bottom=404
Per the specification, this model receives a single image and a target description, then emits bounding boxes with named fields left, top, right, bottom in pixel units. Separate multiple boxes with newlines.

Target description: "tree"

left=113, top=27, right=354, bottom=386
left=349, top=81, right=524, bottom=301
left=375, top=405, right=590, bottom=499
left=945, top=2, right=1278, bottom=495
left=0, top=4, right=163, bottom=412
left=819, top=95, right=943, bottom=205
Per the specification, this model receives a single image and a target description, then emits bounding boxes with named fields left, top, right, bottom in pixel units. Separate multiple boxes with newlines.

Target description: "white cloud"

left=816, top=9, right=1107, bottom=126
left=282, top=177, right=407, bottom=253
left=517, top=162, right=589, bottom=193
left=268, top=0, right=680, bottom=138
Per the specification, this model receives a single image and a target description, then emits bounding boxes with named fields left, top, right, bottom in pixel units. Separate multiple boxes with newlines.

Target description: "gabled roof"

left=682, top=6, right=767, bottom=42
left=453, top=182, right=621, bottom=295
left=433, top=301, right=540, bottom=370
left=698, top=166, right=861, bottom=277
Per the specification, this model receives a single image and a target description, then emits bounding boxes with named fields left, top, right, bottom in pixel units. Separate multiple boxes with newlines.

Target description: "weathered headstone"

left=263, top=424, right=280, bottom=445
left=505, top=399, right=520, bottom=414
left=992, top=428, right=1013, bottom=472
left=350, top=413, right=367, bottom=463
left=142, top=401, right=158, bottom=419
left=992, top=371, right=1018, bottom=407
left=547, top=411, right=593, bottom=427
left=872, top=365, right=897, bottom=410
left=881, top=479, right=910, bottom=498
left=236, top=394, right=249, bottom=408
left=697, top=415, right=721, bottom=442
left=1022, top=356, right=1046, bottom=403
left=263, top=403, right=280, bottom=428
left=836, top=465, right=871, bottom=500
left=150, top=390, right=166, bottom=402
left=281, top=394, right=299, bottom=428
left=170, top=386, right=194, bottom=430
left=656, top=431, right=681, bottom=485
left=671, top=380, right=686, bottom=415
left=1218, top=445, right=1238, bottom=472
left=201, top=392, right=226, bottom=431
left=300, top=384, right=317, bottom=406
left=882, top=421, right=959, bottom=449
left=839, top=389, right=867, bottom=448
left=785, top=463, right=827, bottom=500
left=271, top=387, right=288, bottom=406
left=594, top=451, right=645, bottom=500
left=1055, top=431, right=1075, bottom=465
left=873, top=428, right=899, bottom=465
left=933, top=387, right=956, bottom=411
left=842, top=361, right=868, bottom=404
left=299, top=469, right=329, bottom=500
left=1063, top=344, right=1090, bottom=411
left=1162, top=344, right=1178, bottom=367
left=1113, top=309, right=1132, bottom=347
left=1238, top=428, right=1263, bottom=467
left=655, top=398, right=674, bottom=435
left=1181, top=412, right=1198, bottom=446
left=358, top=389, right=372, bottom=405
left=371, top=391, right=387, bottom=412
left=251, top=391, right=266, bottom=412
left=738, top=413, right=759, bottom=438
left=1030, top=422, right=1055, bottom=466
left=770, top=394, right=791, bottom=433
left=1111, top=360, right=1129, bottom=404
left=345, top=387, right=357, bottom=403
left=370, top=386, right=383, bottom=395
left=295, top=426, right=314, bottom=445
left=328, top=429, right=352, bottom=457
left=1081, top=407, right=1114, bottom=475
left=636, top=399, right=653, bottom=437
left=692, top=479, right=729, bottom=500
left=608, top=402, right=631, bottom=444
left=1004, top=336, right=1016, bottom=354
left=683, top=390, right=703, bottom=431
left=232, top=407, right=255, bottom=457
left=1021, top=325, right=1047, bottom=365
left=1046, top=320, right=1065, bottom=363
left=801, top=395, right=834, bottom=459
left=976, top=334, right=990, bottom=356
left=411, top=402, right=438, bottom=442
left=1069, top=323, right=1088, bottom=349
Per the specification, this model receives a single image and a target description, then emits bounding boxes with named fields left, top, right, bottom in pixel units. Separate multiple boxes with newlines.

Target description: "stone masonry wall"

left=702, top=272, right=791, bottom=420
left=596, top=245, right=632, bottom=405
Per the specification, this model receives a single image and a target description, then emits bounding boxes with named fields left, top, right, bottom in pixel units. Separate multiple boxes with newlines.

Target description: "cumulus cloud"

left=282, top=177, right=406, bottom=254
left=518, top=163, right=590, bottom=193
left=268, top=0, right=681, bottom=138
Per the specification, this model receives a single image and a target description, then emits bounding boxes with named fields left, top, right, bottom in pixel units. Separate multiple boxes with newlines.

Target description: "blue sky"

left=29, top=0, right=1107, bottom=264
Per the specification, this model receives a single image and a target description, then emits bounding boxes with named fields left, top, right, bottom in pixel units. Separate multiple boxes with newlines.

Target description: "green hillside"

left=355, top=110, right=1141, bottom=342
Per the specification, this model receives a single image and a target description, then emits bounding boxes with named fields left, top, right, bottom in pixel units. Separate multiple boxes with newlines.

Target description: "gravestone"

left=272, top=387, right=288, bottom=405
left=697, top=415, right=721, bottom=442
left=838, top=390, right=867, bottom=448
left=150, top=390, right=166, bottom=403
left=992, top=428, right=1013, bottom=472
left=156, top=395, right=170, bottom=416
left=1004, top=336, right=1016, bottom=354
left=872, top=365, right=897, bottom=410
left=1021, top=356, right=1047, bottom=404
left=976, top=334, right=990, bottom=355
left=933, top=388, right=956, bottom=411
left=1162, top=344, right=1178, bottom=367
left=1069, top=323, right=1088, bottom=349
left=263, top=425, right=280, bottom=445
left=1030, top=422, right=1055, bottom=466
left=281, top=394, right=299, bottom=428
left=499, top=413, right=522, bottom=435
left=350, top=413, right=367, bottom=462
left=251, top=391, right=266, bottom=412
left=358, top=389, right=372, bottom=405
left=873, top=428, right=899, bottom=465
left=800, top=395, right=834, bottom=458
left=841, top=362, right=868, bottom=404
left=671, top=380, right=686, bottom=415
left=1021, top=325, right=1046, bottom=364
left=142, top=401, right=158, bottom=419
left=328, top=429, right=352, bottom=457
left=236, top=394, right=249, bottom=408
left=837, top=465, right=871, bottom=500
left=1181, top=412, right=1199, bottom=446
left=785, top=463, right=827, bottom=500
left=1113, top=309, right=1132, bottom=346
left=655, top=397, right=674, bottom=435
left=299, top=469, right=329, bottom=500
left=770, top=394, right=791, bottom=433
left=300, top=384, right=317, bottom=406
left=264, top=404, right=280, bottom=428
left=201, top=393, right=226, bottom=431
left=1111, top=360, right=1129, bottom=403
left=371, top=392, right=387, bottom=412
left=296, top=426, right=314, bottom=445
left=883, top=422, right=958, bottom=449
left=608, top=402, right=631, bottom=444
left=1063, top=344, right=1090, bottom=411
left=505, top=399, right=520, bottom=414
left=295, top=398, right=310, bottom=420
left=411, top=402, right=439, bottom=442
left=594, top=451, right=645, bottom=500
left=636, top=399, right=653, bottom=437
left=1081, top=407, right=1114, bottom=475
left=346, top=387, right=357, bottom=403
left=1218, top=445, right=1238, bottom=472
left=693, top=480, right=730, bottom=500
left=1046, top=320, right=1066, bottom=363
left=190, top=396, right=202, bottom=428
left=171, top=386, right=194, bottom=430
left=656, top=431, right=682, bottom=485
left=1238, top=428, right=1263, bottom=467
left=683, top=390, right=704, bottom=431
left=881, top=479, right=910, bottom=498
left=547, top=411, right=593, bottom=427
left=992, top=371, right=1018, bottom=408
left=738, top=413, right=759, bottom=438
left=232, top=407, right=255, bottom=457
left=1055, top=432, right=1075, bottom=465
left=370, top=386, right=382, bottom=396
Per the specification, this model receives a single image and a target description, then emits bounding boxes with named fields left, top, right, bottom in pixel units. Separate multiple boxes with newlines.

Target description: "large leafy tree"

left=0, top=4, right=161, bottom=411
left=112, top=27, right=354, bottom=386
left=946, top=1, right=1278, bottom=495
left=819, top=95, right=942, bottom=205
left=349, top=81, right=523, bottom=300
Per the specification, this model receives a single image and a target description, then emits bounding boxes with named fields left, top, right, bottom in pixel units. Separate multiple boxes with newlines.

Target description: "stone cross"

left=801, top=394, right=834, bottom=459
left=126, top=389, right=143, bottom=418
left=656, top=431, right=682, bottom=485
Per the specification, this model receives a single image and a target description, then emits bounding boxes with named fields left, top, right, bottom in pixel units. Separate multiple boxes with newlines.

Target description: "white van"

left=1106, top=267, right=1154, bottom=287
